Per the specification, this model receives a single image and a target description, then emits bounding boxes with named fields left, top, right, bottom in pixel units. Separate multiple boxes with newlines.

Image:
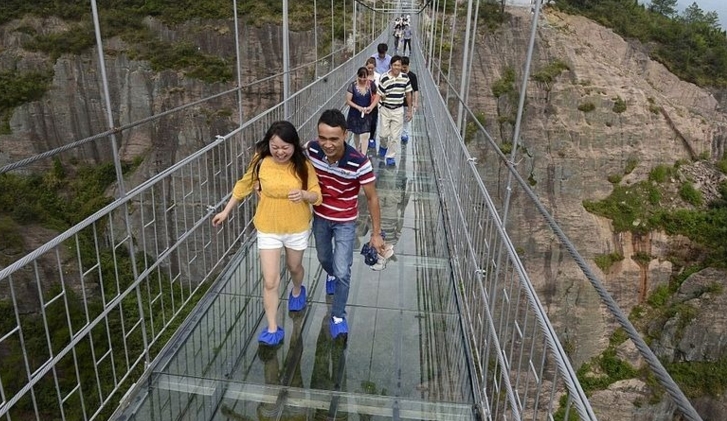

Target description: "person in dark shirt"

left=401, top=56, right=419, bottom=144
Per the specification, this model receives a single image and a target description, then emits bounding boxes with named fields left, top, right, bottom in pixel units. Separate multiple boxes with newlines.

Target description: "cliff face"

left=465, top=7, right=727, bottom=419
left=0, top=16, right=318, bottom=177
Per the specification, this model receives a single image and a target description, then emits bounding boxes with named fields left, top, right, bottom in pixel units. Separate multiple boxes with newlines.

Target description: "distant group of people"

left=347, top=41, right=419, bottom=167
left=212, top=27, right=420, bottom=349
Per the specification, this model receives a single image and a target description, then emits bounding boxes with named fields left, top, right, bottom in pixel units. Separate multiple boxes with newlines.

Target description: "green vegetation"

left=679, top=181, right=703, bottom=206
left=612, top=96, right=627, bottom=113
left=557, top=0, right=727, bottom=88
left=607, top=173, right=622, bottom=184
left=665, top=358, right=727, bottom=398
left=492, top=67, right=516, bottom=98
left=648, top=164, right=676, bottom=183
left=464, top=111, right=487, bottom=144
left=577, top=101, right=596, bottom=112
left=585, top=161, right=727, bottom=265
left=624, top=157, right=639, bottom=175
left=0, top=70, right=53, bottom=134
left=632, top=251, right=652, bottom=265
left=638, top=261, right=727, bottom=398
left=594, top=252, right=624, bottom=272
left=583, top=181, right=660, bottom=232
left=0, top=159, right=127, bottom=232
left=717, top=153, right=727, bottom=174
left=499, top=141, right=513, bottom=155
left=576, top=329, right=638, bottom=394
left=532, top=59, right=570, bottom=87
left=0, top=159, right=209, bottom=418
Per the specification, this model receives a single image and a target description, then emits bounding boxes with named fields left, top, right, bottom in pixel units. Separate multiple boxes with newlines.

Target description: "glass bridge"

left=118, top=114, right=477, bottom=421
left=0, top=1, right=703, bottom=420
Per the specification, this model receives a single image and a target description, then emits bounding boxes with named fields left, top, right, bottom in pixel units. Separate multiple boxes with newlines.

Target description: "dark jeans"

left=312, top=216, right=356, bottom=319
left=403, top=39, right=411, bottom=55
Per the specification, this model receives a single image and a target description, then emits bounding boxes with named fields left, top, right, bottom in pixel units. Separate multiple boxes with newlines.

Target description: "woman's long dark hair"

left=248, top=121, right=309, bottom=190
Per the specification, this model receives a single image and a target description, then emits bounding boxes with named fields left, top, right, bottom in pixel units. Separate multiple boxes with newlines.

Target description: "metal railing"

left=411, top=41, right=596, bottom=418
left=0, top=24, right=388, bottom=421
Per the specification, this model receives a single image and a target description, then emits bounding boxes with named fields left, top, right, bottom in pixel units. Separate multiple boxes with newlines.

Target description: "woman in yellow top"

left=213, top=121, right=322, bottom=346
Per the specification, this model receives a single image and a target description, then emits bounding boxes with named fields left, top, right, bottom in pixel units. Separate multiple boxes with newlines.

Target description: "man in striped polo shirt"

left=377, top=55, right=412, bottom=167
left=306, top=109, right=386, bottom=338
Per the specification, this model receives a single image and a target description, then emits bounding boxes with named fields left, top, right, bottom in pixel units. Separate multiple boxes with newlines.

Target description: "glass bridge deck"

left=119, top=121, right=478, bottom=420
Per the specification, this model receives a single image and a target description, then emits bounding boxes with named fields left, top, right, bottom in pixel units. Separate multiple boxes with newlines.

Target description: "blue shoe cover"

left=258, top=327, right=284, bottom=345
left=329, top=318, right=349, bottom=339
left=288, top=285, right=306, bottom=311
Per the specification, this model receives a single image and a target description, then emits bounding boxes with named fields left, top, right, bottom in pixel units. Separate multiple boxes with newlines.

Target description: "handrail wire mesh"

left=411, top=34, right=596, bottom=419
left=418, top=0, right=702, bottom=419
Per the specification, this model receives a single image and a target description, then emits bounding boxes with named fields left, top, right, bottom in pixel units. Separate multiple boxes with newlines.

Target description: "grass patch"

left=612, top=96, right=627, bottom=113
left=578, top=102, right=596, bottom=112
left=648, top=164, right=676, bottom=183
left=464, top=111, right=486, bottom=145
left=664, top=358, right=727, bottom=398
left=624, top=157, right=639, bottom=174
left=583, top=181, right=662, bottom=233
left=532, top=59, right=570, bottom=85
left=576, top=330, right=639, bottom=396
left=607, top=173, right=622, bottom=184
left=717, top=154, right=727, bottom=174
left=632, top=251, right=652, bottom=265
left=594, top=252, right=624, bottom=272
left=492, top=67, right=516, bottom=98
left=0, top=70, right=53, bottom=134
left=679, top=182, right=703, bottom=206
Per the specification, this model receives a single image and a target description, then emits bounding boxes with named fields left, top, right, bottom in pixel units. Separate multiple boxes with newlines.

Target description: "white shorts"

left=257, top=230, right=311, bottom=251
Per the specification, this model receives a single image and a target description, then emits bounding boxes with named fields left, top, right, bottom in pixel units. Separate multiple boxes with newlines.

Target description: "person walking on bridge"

left=213, top=121, right=322, bottom=346
left=371, top=43, right=391, bottom=75
left=305, top=109, right=386, bottom=339
left=400, top=56, right=419, bottom=144
left=345, top=66, right=379, bottom=154
left=402, top=24, right=412, bottom=56
left=376, top=55, right=412, bottom=166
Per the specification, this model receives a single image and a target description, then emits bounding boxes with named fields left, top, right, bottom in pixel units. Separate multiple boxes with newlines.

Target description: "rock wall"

left=462, top=6, right=727, bottom=364
left=0, top=16, right=319, bottom=177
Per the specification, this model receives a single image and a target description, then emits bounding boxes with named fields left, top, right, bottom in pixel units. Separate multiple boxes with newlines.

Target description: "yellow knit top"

left=232, top=156, right=322, bottom=234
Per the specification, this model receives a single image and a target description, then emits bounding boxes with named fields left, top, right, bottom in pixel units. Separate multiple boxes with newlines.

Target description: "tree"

left=649, top=0, right=677, bottom=17
left=682, top=2, right=704, bottom=25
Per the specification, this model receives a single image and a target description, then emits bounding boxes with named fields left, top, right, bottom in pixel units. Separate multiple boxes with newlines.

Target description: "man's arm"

left=361, top=182, right=385, bottom=253
left=405, top=91, right=413, bottom=121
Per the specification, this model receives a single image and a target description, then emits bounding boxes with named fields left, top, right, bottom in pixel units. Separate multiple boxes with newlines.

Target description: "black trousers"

left=369, top=106, right=379, bottom=139
left=403, top=39, right=411, bottom=54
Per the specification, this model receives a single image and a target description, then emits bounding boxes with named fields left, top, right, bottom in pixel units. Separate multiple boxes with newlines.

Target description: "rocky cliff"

left=464, top=6, right=727, bottom=419
left=0, top=16, right=318, bottom=178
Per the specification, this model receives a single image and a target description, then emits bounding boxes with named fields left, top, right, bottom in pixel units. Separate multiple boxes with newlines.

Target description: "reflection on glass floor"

left=121, top=122, right=477, bottom=420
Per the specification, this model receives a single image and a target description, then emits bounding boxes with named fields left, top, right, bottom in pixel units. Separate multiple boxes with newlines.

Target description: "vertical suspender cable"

left=460, top=0, right=480, bottom=142
left=90, top=0, right=149, bottom=365
left=232, top=0, right=244, bottom=125
left=427, top=0, right=438, bottom=72
left=353, top=1, right=357, bottom=56
left=314, top=0, right=319, bottom=79
left=456, top=0, right=474, bottom=133
left=331, top=0, right=335, bottom=71
left=283, top=0, right=290, bottom=119
left=501, top=0, right=540, bottom=226
left=437, top=0, right=447, bottom=86
left=445, top=0, right=458, bottom=106
left=90, top=0, right=126, bottom=196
